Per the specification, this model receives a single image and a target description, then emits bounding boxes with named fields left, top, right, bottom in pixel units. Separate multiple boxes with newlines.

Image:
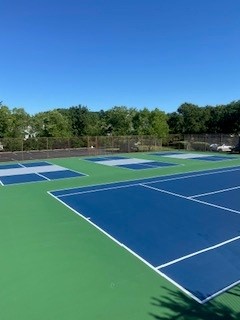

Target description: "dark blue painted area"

left=193, top=156, right=235, bottom=161
left=145, top=161, right=177, bottom=167
left=41, top=170, right=84, bottom=180
left=85, top=157, right=108, bottom=162
left=58, top=185, right=240, bottom=267
left=0, top=173, right=47, bottom=185
left=22, top=161, right=52, bottom=167
left=0, top=163, right=22, bottom=169
left=148, top=169, right=240, bottom=197
left=117, top=162, right=177, bottom=170
left=161, top=239, right=240, bottom=301
left=51, top=165, right=240, bottom=197
left=85, top=156, right=127, bottom=162
left=151, top=152, right=182, bottom=156
left=104, top=156, right=127, bottom=160
left=197, top=188, right=240, bottom=212
left=116, top=163, right=150, bottom=170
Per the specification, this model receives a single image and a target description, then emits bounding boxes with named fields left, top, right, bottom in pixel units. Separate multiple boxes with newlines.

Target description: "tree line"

left=0, top=100, right=239, bottom=139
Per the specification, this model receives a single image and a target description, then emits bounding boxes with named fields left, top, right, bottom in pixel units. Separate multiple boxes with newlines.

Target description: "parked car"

left=217, top=144, right=233, bottom=152
left=209, top=144, right=219, bottom=151
left=210, top=143, right=233, bottom=152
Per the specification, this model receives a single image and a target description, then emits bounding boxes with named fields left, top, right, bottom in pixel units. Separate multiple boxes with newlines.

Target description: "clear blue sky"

left=1, top=0, right=240, bottom=114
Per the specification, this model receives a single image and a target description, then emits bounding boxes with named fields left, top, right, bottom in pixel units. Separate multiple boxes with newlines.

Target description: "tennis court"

left=50, top=165, right=240, bottom=304
left=1, top=152, right=240, bottom=319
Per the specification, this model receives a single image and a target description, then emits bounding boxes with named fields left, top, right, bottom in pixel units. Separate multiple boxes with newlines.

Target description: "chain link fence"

left=181, top=134, right=239, bottom=151
left=0, top=136, right=162, bottom=162
left=1, top=134, right=238, bottom=162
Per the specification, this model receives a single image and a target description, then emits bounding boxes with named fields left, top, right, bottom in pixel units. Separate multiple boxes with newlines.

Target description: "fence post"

left=46, top=137, right=49, bottom=158
left=21, top=139, right=24, bottom=161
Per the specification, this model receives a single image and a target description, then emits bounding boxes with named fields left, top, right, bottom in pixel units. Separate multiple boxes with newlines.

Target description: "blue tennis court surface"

left=151, top=152, right=235, bottom=161
left=85, top=156, right=178, bottom=170
left=192, top=155, right=235, bottom=161
left=0, top=163, right=23, bottom=169
left=50, top=165, right=240, bottom=303
left=0, top=161, right=85, bottom=185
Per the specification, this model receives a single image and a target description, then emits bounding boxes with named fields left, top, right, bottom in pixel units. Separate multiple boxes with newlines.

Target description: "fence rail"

left=0, top=134, right=238, bottom=162
left=0, top=136, right=162, bottom=162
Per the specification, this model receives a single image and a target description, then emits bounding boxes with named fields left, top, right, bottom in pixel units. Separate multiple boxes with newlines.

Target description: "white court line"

left=156, top=235, right=240, bottom=269
left=140, top=184, right=240, bottom=215
left=202, top=279, right=240, bottom=304
left=48, top=163, right=240, bottom=304
left=49, top=163, right=240, bottom=195
left=190, top=185, right=240, bottom=198
left=47, top=191, right=203, bottom=304
left=36, top=172, right=51, bottom=181
left=57, top=183, right=137, bottom=198
left=49, top=189, right=240, bottom=304
left=144, top=166, right=240, bottom=186
left=0, top=180, right=4, bottom=186
left=56, top=166, right=240, bottom=198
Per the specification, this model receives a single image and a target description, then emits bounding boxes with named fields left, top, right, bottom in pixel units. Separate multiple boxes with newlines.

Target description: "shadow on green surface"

left=149, top=286, right=240, bottom=320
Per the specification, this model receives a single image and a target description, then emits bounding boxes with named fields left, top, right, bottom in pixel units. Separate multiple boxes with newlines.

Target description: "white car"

left=217, top=144, right=233, bottom=152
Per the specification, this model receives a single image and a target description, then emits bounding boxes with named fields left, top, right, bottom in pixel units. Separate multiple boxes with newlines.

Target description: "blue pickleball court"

left=0, top=161, right=86, bottom=185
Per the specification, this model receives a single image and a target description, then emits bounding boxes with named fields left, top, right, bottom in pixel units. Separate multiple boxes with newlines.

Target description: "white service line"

left=140, top=184, right=240, bottom=215
left=156, top=235, right=240, bottom=269
left=49, top=164, right=240, bottom=195
left=144, top=166, right=240, bottom=186
left=190, top=185, right=240, bottom=198
left=56, top=166, right=240, bottom=198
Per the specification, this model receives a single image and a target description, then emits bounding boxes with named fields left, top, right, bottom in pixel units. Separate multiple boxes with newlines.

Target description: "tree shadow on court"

left=149, top=286, right=240, bottom=320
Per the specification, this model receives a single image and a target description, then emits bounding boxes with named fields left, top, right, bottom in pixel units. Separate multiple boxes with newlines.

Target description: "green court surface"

left=1, top=152, right=240, bottom=320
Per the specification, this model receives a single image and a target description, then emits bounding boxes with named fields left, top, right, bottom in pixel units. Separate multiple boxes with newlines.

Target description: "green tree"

left=105, top=106, right=136, bottom=135
left=8, top=108, right=30, bottom=138
left=87, top=112, right=103, bottom=136
left=133, top=108, right=168, bottom=137
left=0, top=105, right=12, bottom=138
left=32, top=110, right=71, bottom=137
left=150, top=108, right=169, bottom=138
left=177, top=103, right=205, bottom=133
left=132, top=108, right=152, bottom=135
left=221, top=101, right=240, bottom=133
left=67, top=105, right=91, bottom=136
left=167, top=112, right=184, bottom=133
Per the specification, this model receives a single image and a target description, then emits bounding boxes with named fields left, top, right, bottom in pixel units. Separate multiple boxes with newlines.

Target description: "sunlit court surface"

left=1, top=152, right=240, bottom=319
left=50, top=165, right=240, bottom=304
